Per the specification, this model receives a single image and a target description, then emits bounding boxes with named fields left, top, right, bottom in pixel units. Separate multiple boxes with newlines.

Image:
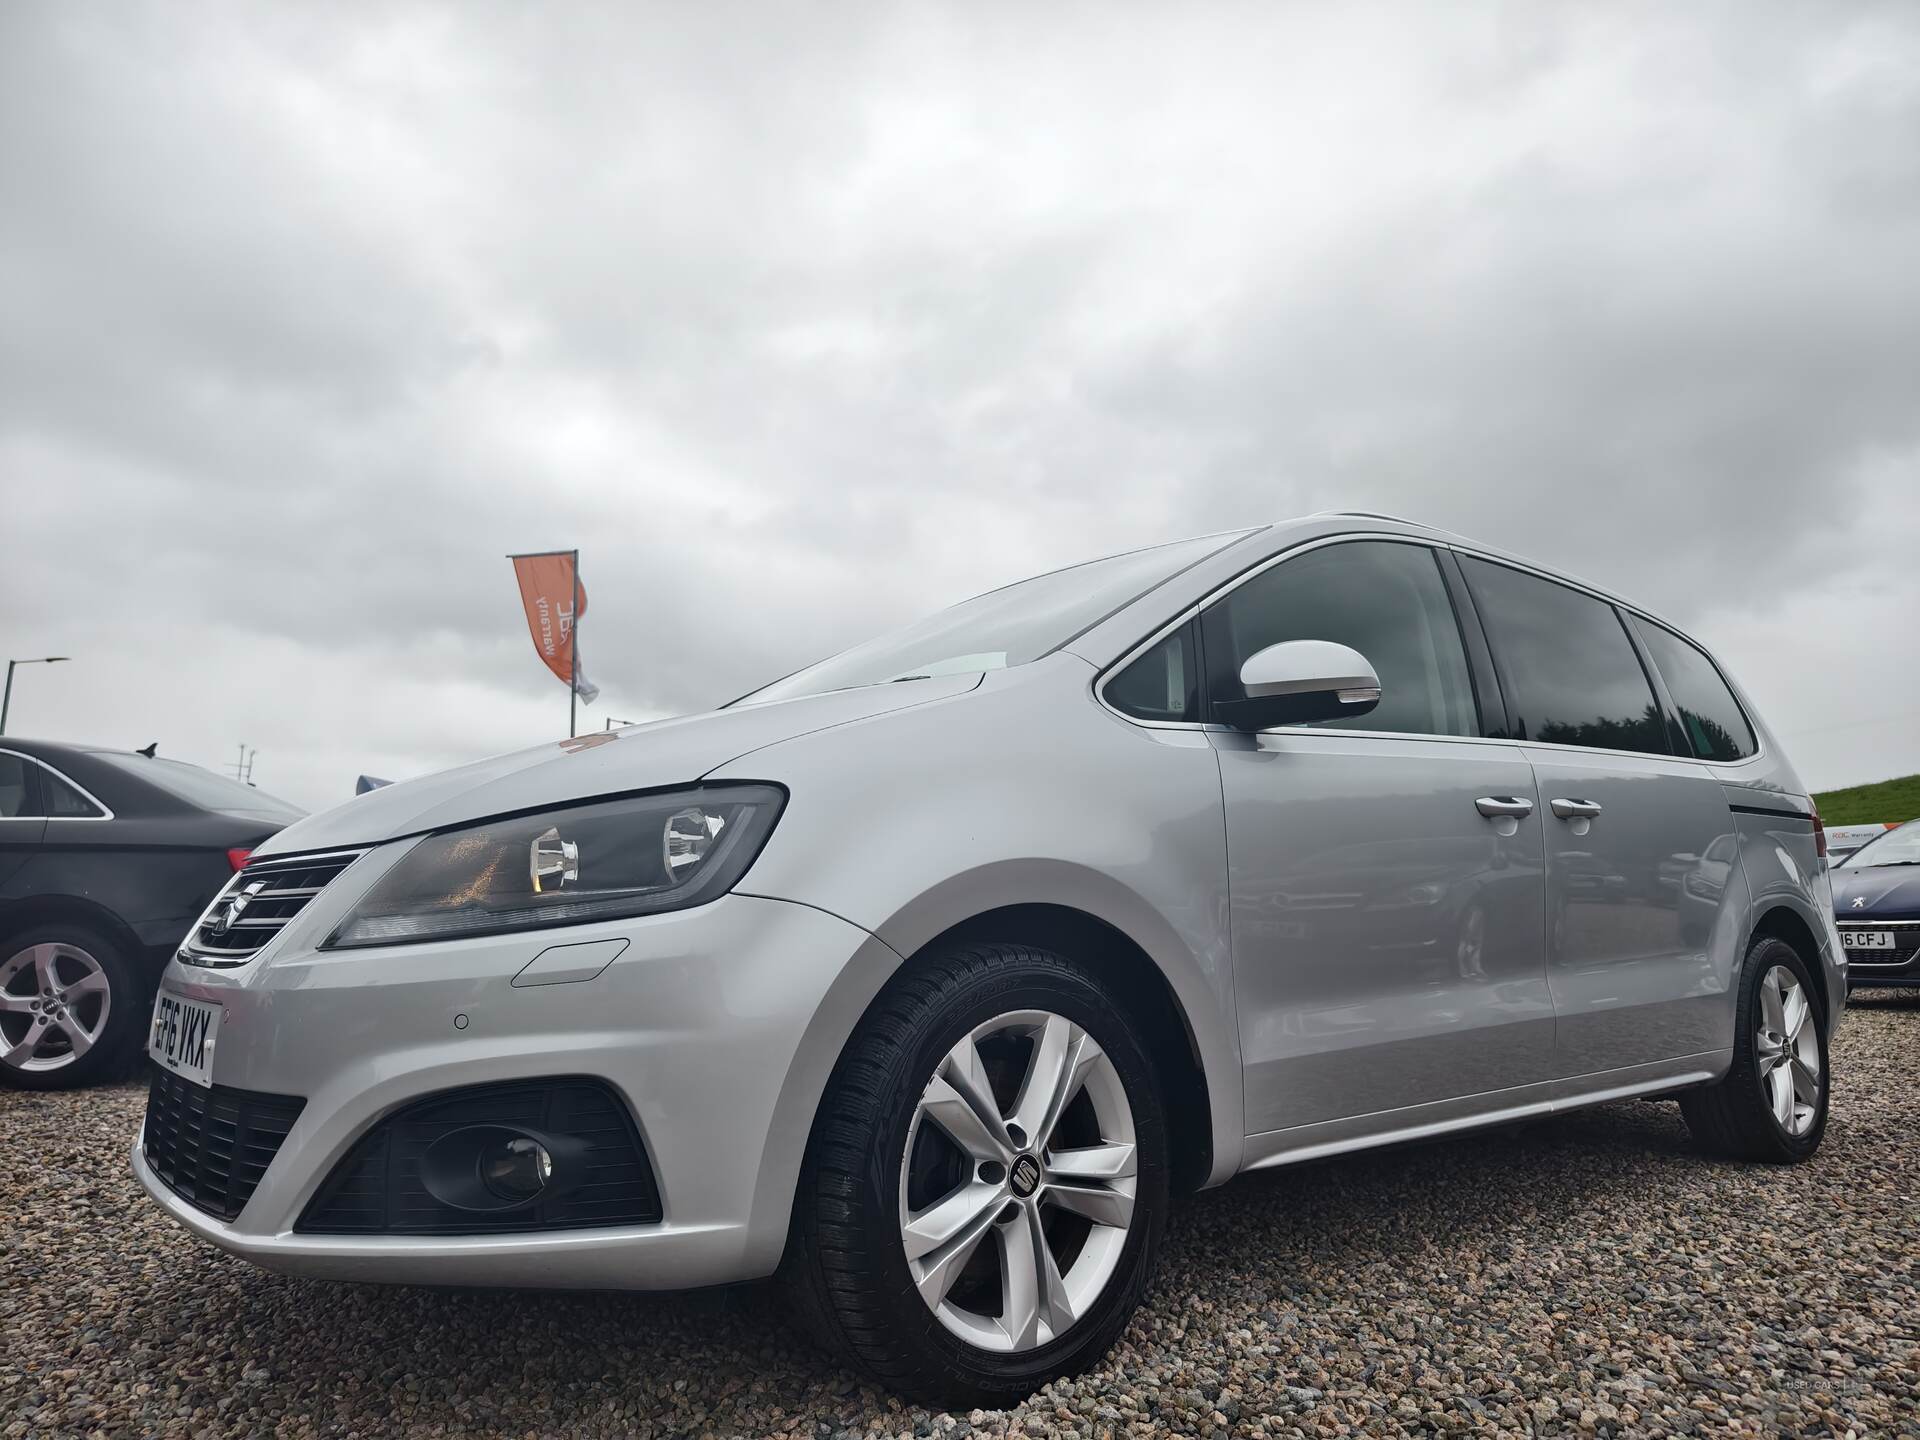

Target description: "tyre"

left=1679, top=934, right=1829, bottom=1162
left=783, top=941, right=1169, bottom=1408
left=0, top=922, right=145, bottom=1090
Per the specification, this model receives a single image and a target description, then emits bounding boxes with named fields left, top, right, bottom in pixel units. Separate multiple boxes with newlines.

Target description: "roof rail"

left=1313, top=509, right=1424, bottom=526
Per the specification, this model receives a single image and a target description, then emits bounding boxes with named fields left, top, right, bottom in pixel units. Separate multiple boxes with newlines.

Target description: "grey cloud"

left=3, top=0, right=1918, bottom=806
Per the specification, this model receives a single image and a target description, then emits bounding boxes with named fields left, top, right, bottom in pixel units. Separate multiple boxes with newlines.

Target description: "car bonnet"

left=252, top=673, right=982, bottom=856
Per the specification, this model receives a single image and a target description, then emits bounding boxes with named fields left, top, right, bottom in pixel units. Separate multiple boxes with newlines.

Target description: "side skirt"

left=1239, top=1050, right=1730, bottom=1173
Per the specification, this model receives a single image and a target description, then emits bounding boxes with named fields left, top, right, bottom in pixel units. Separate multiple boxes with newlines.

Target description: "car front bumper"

left=1845, top=955, right=1920, bottom=989
left=1836, top=922, right=1920, bottom=992
left=132, top=887, right=896, bottom=1290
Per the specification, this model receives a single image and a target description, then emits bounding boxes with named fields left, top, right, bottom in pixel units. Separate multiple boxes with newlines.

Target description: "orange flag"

left=510, top=551, right=599, bottom=702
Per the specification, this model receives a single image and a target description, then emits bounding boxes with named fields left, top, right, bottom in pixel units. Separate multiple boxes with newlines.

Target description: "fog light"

left=480, top=1136, right=553, bottom=1202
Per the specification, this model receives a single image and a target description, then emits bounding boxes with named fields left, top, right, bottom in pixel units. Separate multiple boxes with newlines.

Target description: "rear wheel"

left=0, top=923, right=144, bottom=1090
left=1680, top=934, right=1829, bottom=1162
left=783, top=942, right=1168, bottom=1408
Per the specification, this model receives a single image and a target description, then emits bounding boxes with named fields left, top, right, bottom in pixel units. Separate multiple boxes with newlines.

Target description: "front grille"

left=178, top=849, right=365, bottom=965
left=142, top=1067, right=306, bottom=1221
left=298, top=1078, right=662, bottom=1235
left=1841, top=919, right=1920, bottom=969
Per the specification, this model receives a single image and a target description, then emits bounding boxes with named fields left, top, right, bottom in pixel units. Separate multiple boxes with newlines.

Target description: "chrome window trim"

left=1094, top=604, right=1218, bottom=732
left=1095, top=531, right=1412, bottom=731
left=1091, top=528, right=1767, bottom=770
left=0, top=747, right=117, bottom=821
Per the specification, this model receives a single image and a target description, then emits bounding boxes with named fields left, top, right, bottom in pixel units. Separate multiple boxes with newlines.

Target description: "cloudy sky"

left=3, top=2, right=1917, bottom=812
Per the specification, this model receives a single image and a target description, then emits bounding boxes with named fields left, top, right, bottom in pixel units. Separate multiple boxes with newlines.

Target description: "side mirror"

left=1215, top=640, right=1382, bottom=731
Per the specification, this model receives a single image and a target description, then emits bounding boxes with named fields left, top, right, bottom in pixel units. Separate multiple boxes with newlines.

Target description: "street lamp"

left=0, top=656, right=71, bottom=736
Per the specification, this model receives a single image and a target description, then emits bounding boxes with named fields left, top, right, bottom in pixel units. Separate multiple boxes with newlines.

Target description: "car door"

left=1457, top=556, right=1739, bottom=1074
left=1205, top=539, right=1556, bottom=1138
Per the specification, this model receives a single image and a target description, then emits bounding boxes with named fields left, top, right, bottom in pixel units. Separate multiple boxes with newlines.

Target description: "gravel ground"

left=5, top=995, right=1919, bottom=1439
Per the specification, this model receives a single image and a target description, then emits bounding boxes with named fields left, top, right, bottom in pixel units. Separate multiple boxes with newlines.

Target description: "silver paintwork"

left=132, top=513, right=1843, bottom=1301
left=900, top=1009, right=1136, bottom=1353
left=1, top=941, right=111, bottom=1071
left=1528, top=745, right=1739, bottom=1074
left=1214, top=727, right=1558, bottom=1133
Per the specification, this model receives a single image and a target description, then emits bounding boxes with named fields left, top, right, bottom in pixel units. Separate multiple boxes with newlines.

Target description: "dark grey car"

left=0, top=739, right=301, bottom=1087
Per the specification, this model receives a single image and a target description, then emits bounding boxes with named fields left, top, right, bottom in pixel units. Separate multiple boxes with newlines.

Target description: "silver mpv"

left=136, top=514, right=1846, bottom=1405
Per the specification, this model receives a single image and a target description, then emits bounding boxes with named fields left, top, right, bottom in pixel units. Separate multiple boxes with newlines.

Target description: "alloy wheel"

left=898, top=1008, right=1137, bottom=1354
left=0, top=943, right=113, bottom=1073
left=1755, top=963, right=1820, bottom=1137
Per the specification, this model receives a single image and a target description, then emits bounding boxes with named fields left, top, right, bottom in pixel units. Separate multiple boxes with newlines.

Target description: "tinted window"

left=1461, top=557, right=1668, bottom=755
left=42, top=770, right=106, bottom=817
left=0, top=754, right=33, bottom=818
left=741, top=531, right=1251, bottom=706
left=1107, top=627, right=1198, bottom=722
left=1202, top=542, right=1477, bottom=736
left=1632, top=618, right=1756, bottom=761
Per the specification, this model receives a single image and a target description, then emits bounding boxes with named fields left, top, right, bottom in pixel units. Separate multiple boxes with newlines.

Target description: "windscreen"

left=98, top=754, right=304, bottom=820
left=1840, top=821, right=1920, bottom=869
left=739, top=530, right=1252, bottom=706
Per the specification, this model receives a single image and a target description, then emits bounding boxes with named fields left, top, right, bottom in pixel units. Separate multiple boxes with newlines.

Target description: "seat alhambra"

left=135, top=514, right=1845, bottom=1405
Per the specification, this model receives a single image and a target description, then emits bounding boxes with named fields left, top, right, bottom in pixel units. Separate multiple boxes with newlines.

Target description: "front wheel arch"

left=780, top=938, right=1171, bottom=1406
left=927, top=905, right=1211, bottom=1196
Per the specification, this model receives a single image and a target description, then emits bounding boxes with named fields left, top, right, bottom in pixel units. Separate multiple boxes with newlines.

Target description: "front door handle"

left=1475, top=795, right=1535, bottom=819
left=1550, top=797, right=1604, bottom=820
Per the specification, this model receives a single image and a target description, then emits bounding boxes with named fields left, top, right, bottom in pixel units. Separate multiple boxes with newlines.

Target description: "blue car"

left=1831, top=818, right=1920, bottom=990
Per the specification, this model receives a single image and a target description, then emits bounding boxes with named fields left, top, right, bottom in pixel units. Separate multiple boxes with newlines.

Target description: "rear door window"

left=1201, top=541, right=1479, bottom=736
left=1459, top=557, right=1670, bottom=755
left=1631, top=618, right=1757, bottom=762
left=0, top=754, right=36, bottom=817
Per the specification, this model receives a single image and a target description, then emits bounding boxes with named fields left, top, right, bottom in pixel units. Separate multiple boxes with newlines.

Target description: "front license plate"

left=1841, top=930, right=1896, bottom=951
left=149, top=992, right=222, bottom=1087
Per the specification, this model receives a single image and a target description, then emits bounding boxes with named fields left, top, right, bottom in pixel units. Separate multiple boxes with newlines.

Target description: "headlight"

left=325, top=784, right=785, bottom=949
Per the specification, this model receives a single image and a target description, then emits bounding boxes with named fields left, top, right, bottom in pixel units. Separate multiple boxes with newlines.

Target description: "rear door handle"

left=1551, top=797, right=1604, bottom=819
left=1475, top=795, right=1535, bottom=819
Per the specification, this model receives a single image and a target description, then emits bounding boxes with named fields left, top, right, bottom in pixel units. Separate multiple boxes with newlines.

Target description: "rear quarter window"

left=42, top=770, right=106, bottom=817
left=1631, top=618, right=1757, bottom=761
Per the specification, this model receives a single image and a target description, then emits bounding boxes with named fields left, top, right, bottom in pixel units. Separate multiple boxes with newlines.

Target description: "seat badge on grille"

left=208, top=880, right=267, bottom=938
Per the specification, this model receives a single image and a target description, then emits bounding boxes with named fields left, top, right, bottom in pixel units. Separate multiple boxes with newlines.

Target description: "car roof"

left=1067, top=511, right=1712, bottom=678
left=0, top=737, right=126, bottom=761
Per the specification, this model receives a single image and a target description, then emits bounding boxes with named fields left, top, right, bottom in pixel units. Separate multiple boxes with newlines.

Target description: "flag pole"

left=569, top=548, right=580, bottom=739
